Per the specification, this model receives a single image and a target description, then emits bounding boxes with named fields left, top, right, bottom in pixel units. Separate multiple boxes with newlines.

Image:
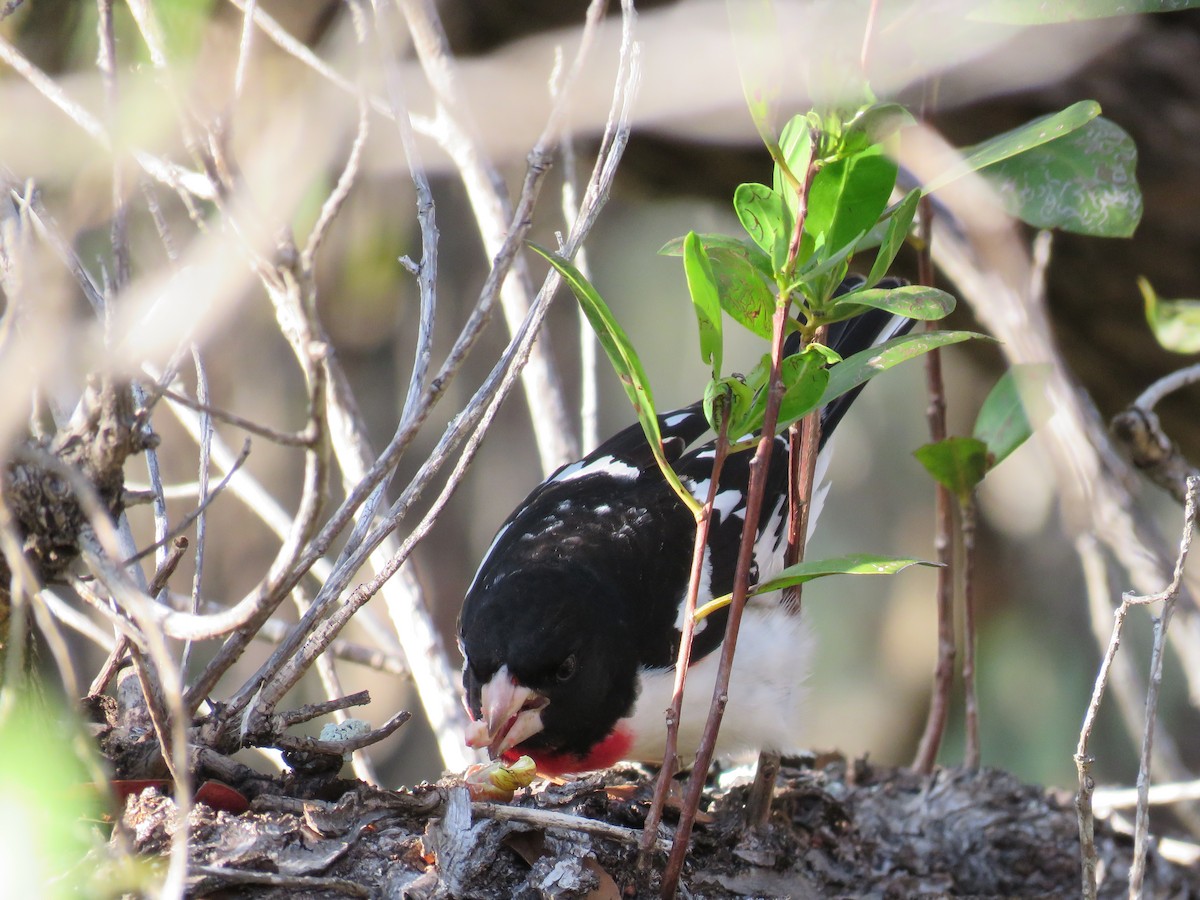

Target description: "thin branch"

left=121, top=440, right=251, bottom=566
left=1130, top=475, right=1197, bottom=897
left=640, top=416, right=730, bottom=863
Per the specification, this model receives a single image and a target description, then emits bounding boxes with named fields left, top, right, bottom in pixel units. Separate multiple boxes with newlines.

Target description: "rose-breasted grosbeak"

left=459, top=280, right=910, bottom=775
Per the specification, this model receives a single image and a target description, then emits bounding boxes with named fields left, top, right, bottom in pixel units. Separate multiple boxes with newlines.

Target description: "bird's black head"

left=459, top=563, right=641, bottom=763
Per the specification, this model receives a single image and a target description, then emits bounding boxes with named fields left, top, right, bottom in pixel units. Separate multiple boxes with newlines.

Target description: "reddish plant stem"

left=660, top=298, right=793, bottom=898
left=638, top=418, right=731, bottom=864
left=961, top=494, right=980, bottom=769
left=744, top=325, right=827, bottom=829
left=660, top=143, right=818, bottom=900
left=910, top=184, right=956, bottom=774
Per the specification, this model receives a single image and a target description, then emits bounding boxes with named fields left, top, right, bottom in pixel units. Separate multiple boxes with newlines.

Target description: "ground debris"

left=117, top=755, right=1200, bottom=898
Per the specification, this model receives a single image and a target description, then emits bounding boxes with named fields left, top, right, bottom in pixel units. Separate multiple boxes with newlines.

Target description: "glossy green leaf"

left=1139, top=276, right=1200, bottom=354
left=734, top=182, right=793, bottom=273
left=683, top=232, right=724, bottom=376
left=821, top=330, right=991, bottom=407
left=779, top=349, right=831, bottom=426
left=531, top=245, right=700, bottom=515
left=659, top=234, right=773, bottom=279
left=972, top=0, right=1200, bottom=23
left=984, top=117, right=1142, bottom=236
left=825, top=284, right=956, bottom=324
left=923, top=101, right=1101, bottom=193
left=843, top=102, right=916, bottom=154
left=708, top=250, right=778, bottom=340
left=865, top=188, right=920, bottom=288
left=695, top=553, right=936, bottom=619
left=973, top=369, right=1036, bottom=467
left=806, top=150, right=898, bottom=261
left=704, top=375, right=753, bottom=436
left=914, top=436, right=990, bottom=503
left=774, top=115, right=814, bottom=212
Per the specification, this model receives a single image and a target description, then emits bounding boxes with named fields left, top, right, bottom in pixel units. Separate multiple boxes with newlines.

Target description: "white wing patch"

left=552, top=455, right=640, bottom=484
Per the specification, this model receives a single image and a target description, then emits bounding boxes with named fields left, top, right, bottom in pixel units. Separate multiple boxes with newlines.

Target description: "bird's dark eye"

left=555, top=654, right=577, bottom=683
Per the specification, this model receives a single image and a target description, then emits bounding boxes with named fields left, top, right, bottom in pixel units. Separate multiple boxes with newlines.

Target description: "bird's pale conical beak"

left=464, top=665, right=547, bottom=758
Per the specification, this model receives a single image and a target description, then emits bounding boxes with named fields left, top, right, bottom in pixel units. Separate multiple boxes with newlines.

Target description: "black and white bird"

left=459, top=281, right=911, bottom=775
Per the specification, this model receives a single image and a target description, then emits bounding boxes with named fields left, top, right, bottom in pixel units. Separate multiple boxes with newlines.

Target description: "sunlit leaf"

left=821, top=330, right=991, bottom=406
left=1139, top=276, right=1200, bottom=354
left=774, top=115, right=814, bottom=212
left=983, top=117, right=1142, bottom=236
left=779, top=349, right=831, bottom=426
left=972, top=0, right=1200, bottom=23
left=914, top=436, right=990, bottom=503
left=734, top=182, right=793, bottom=273
left=973, top=368, right=1037, bottom=467
left=806, top=150, right=898, bottom=261
left=531, top=245, right=700, bottom=515
left=659, top=234, right=773, bottom=279
left=865, top=188, right=920, bottom=288
left=683, top=232, right=724, bottom=377
left=923, top=101, right=1100, bottom=193
left=824, top=284, right=956, bottom=324
left=695, top=553, right=936, bottom=619
left=843, top=102, right=916, bottom=154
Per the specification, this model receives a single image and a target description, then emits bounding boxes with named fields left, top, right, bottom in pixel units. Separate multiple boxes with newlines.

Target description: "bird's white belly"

left=621, top=600, right=814, bottom=765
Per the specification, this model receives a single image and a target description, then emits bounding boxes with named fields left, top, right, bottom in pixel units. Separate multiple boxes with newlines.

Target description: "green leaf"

left=843, top=102, right=916, bottom=154
left=821, top=330, right=991, bottom=407
left=734, top=182, right=793, bottom=273
left=704, top=375, right=753, bottom=436
left=708, top=249, right=778, bottom=340
left=805, top=150, right=898, bottom=261
left=774, top=115, right=814, bottom=212
left=914, top=436, right=990, bottom=503
left=973, top=369, right=1036, bottom=467
left=694, top=553, right=936, bottom=619
left=661, top=234, right=777, bottom=339
left=972, top=0, right=1200, bottom=23
left=683, top=232, right=724, bottom=376
left=1139, top=276, right=1200, bottom=354
left=779, top=349, right=832, bottom=426
left=983, top=117, right=1142, bottom=237
left=824, top=284, right=956, bottom=324
left=531, top=244, right=700, bottom=515
left=923, top=101, right=1101, bottom=193
left=659, top=234, right=773, bottom=279
left=865, top=188, right=920, bottom=288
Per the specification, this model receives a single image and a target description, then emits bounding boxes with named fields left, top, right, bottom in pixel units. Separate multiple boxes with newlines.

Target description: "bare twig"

left=271, top=709, right=410, bottom=756
left=1130, top=475, right=1197, bottom=896
left=474, top=801, right=672, bottom=852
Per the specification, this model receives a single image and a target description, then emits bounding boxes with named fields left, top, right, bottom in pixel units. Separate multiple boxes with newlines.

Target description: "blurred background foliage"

left=2, top=0, right=1198, bottom=793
